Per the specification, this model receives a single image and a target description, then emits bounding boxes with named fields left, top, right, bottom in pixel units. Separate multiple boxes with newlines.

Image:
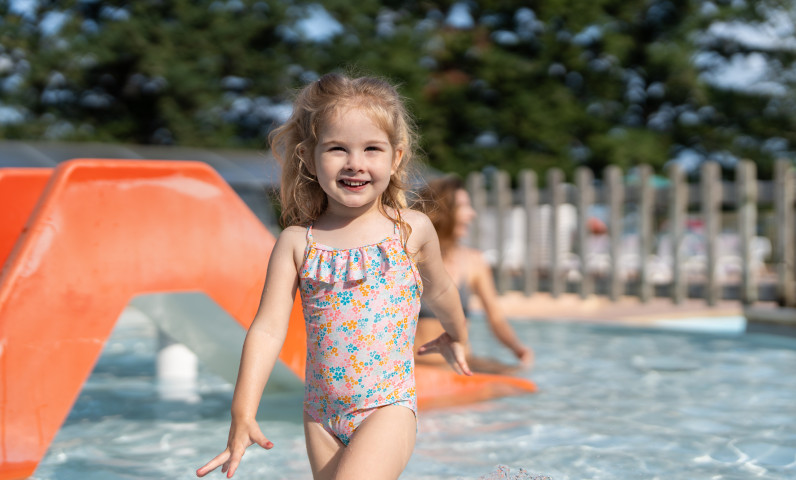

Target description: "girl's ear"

left=391, top=148, right=404, bottom=175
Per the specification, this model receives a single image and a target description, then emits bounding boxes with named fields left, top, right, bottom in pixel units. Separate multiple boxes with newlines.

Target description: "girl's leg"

left=334, top=405, right=416, bottom=480
left=304, top=412, right=345, bottom=480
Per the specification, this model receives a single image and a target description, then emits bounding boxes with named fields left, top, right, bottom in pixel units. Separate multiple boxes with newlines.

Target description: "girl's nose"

left=344, top=151, right=364, bottom=171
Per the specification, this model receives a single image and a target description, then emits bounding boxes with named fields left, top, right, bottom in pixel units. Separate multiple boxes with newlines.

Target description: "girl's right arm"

left=196, top=227, right=305, bottom=478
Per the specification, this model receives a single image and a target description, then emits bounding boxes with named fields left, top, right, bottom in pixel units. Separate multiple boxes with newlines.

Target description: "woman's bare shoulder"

left=461, top=246, right=487, bottom=263
left=459, top=246, right=492, bottom=279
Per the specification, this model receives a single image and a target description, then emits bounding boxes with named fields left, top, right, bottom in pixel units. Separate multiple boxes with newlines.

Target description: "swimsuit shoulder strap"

left=393, top=209, right=403, bottom=240
left=301, top=224, right=314, bottom=262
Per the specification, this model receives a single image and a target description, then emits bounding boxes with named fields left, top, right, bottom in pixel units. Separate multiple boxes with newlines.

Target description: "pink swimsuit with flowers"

left=298, top=222, right=423, bottom=445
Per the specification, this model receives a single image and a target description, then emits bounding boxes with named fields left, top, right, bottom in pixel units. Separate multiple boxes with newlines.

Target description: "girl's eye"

left=329, top=146, right=345, bottom=152
left=365, top=146, right=382, bottom=151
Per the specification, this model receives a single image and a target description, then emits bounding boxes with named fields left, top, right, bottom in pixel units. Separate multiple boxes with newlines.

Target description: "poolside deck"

left=485, top=291, right=796, bottom=337
left=485, top=291, right=745, bottom=327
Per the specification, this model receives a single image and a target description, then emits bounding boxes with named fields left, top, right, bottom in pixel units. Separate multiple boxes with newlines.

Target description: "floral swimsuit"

left=298, top=221, right=423, bottom=445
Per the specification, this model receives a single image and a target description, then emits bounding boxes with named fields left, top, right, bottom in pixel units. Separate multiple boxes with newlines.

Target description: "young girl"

left=197, top=73, right=471, bottom=480
left=414, top=175, right=533, bottom=374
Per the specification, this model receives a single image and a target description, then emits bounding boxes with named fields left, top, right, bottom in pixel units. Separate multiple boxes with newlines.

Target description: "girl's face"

left=453, top=188, right=476, bottom=240
left=313, top=107, right=401, bottom=217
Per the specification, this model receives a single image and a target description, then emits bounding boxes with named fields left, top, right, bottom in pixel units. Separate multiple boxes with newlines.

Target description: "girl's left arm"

left=469, top=250, right=533, bottom=366
left=406, top=210, right=472, bottom=376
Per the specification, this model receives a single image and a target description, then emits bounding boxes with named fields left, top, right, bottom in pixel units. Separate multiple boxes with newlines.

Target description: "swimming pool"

left=32, top=307, right=796, bottom=479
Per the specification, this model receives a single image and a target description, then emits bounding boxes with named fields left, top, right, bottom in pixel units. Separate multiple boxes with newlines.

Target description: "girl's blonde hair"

left=269, top=73, right=419, bottom=238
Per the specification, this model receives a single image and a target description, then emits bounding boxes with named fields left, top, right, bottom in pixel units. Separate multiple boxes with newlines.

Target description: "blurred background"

left=1, top=0, right=794, bottom=181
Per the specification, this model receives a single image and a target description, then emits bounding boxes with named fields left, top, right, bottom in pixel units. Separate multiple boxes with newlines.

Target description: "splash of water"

left=480, top=464, right=553, bottom=480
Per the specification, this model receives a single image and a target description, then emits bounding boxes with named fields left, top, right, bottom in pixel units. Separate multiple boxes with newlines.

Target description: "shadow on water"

left=66, top=369, right=303, bottom=425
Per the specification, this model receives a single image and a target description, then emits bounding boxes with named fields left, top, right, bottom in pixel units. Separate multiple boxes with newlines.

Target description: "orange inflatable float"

left=0, top=160, right=535, bottom=480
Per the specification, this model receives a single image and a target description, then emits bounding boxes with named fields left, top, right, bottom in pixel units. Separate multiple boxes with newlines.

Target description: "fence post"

left=793, top=167, right=796, bottom=307
left=701, top=161, right=721, bottom=306
left=737, top=160, right=758, bottom=305
left=576, top=167, right=594, bottom=298
left=548, top=168, right=564, bottom=298
left=638, top=164, right=654, bottom=302
left=520, top=170, right=539, bottom=296
left=774, top=159, right=795, bottom=307
left=606, top=165, right=624, bottom=301
left=467, top=171, right=486, bottom=251
left=668, top=163, right=687, bottom=304
left=493, top=170, right=511, bottom=294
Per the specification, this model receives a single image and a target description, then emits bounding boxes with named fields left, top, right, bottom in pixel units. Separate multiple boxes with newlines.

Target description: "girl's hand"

left=417, top=333, right=473, bottom=376
left=196, top=420, right=274, bottom=478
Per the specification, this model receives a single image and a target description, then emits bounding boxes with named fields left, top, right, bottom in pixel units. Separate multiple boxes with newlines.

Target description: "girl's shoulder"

left=397, top=207, right=430, bottom=225
left=275, top=225, right=311, bottom=269
left=276, top=224, right=309, bottom=251
left=279, top=224, right=309, bottom=237
left=397, top=208, right=436, bottom=254
left=398, top=208, right=434, bottom=236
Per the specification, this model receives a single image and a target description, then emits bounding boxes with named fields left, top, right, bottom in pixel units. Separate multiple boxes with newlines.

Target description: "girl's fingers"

left=419, top=335, right=472, bottom=375
left=198, top=428, right=271, bottom=478
left=447, top=344, right=472, bottom=376
left=254, top=433, right=275, bottom=450
left=417, top=339, right=440, bottom=355
left=225, top=450, right=244, bottom=478
left=196, top=450, right=231, bottom=477
left=457, top=355, right=473, bottom=376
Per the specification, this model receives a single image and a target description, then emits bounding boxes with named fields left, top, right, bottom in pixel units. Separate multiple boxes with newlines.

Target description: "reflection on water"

left=33, top=308, right=796, bottom=479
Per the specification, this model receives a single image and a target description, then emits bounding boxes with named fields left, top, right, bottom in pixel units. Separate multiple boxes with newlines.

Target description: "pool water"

left=32, top=308, right=796, bottom=479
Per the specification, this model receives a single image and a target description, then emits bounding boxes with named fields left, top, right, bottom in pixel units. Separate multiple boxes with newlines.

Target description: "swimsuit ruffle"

left=300, top=240, right=396, bottom=284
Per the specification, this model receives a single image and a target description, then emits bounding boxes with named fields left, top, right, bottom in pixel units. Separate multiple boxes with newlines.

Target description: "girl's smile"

left=339, top=178, right=370, bottom=190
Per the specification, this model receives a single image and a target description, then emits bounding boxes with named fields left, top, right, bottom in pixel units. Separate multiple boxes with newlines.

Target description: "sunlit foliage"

left=0, top=0, right=793, bottom=179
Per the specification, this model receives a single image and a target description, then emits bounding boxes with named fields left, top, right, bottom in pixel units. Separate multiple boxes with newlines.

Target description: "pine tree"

left=0, top=0, right=793, bottom=179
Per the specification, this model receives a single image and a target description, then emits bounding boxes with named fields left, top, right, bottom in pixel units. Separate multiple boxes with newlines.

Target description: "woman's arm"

left=468, top=249, right=533, bottom=365
left=197, top=227, right=304, bottom=478
left=405, top=210, right=471, bottom=375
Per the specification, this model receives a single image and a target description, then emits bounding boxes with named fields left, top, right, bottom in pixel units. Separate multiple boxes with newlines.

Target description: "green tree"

left=1, top=0, right=793, bottom=180
left=1, top=0, right=301, bottom=145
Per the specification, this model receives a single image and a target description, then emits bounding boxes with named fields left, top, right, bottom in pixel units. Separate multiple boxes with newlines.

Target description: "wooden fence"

left=466, top=159, right=796, bottom=307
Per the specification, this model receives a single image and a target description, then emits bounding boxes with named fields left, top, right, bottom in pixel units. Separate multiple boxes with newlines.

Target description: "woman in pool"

left=414, top=175, right=533, bottom=374
left=197, top=73, right=471, bottom=480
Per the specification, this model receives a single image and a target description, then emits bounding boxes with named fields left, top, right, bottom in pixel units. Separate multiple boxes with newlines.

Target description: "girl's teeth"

left=342, top=180, right=367, bottom=186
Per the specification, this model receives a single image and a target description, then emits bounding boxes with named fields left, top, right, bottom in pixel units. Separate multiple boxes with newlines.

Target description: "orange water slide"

left=0, top=168, right=52, bottom=267
left=0, top=159, right=293, bottom=479
left=0, top=159, right=534, bottom=480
